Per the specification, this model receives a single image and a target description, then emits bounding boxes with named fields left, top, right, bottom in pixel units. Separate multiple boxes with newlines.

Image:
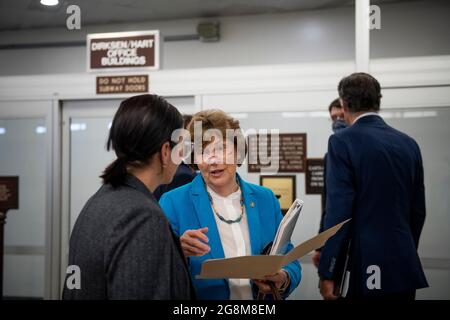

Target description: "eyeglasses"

left=193, top=140, right=236, bottom=163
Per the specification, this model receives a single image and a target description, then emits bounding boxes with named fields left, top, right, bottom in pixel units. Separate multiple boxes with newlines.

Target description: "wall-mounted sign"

left=96, top=75, right=149, bottom=94
left=87, top=30, right=160, bottom=72
left=305, top=158, right=325, bottom=195
left=260, top=175, right=296, bottom=215
left=0, top=176, right=19, bottom=212
left=0, top=176, right=19, bottom=298
left=248, top=133, right=307, bottom=173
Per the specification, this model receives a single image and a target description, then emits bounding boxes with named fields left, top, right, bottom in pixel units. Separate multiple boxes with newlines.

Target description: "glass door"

left=0, top=99, right=55, bottom=299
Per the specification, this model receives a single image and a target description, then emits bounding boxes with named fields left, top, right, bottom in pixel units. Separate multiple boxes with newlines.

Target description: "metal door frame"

left=0, top=96, right=60, bottom=300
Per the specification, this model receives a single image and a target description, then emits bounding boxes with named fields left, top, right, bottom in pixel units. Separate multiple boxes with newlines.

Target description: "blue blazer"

left=159, top=173, right=302, bottom=300
left=318, top=115, right=428, bottom=296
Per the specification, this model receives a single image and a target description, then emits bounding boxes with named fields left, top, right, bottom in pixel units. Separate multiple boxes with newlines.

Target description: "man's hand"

left=312, top=250, right=321, bottom=268
left=253, top=269, right=289, bottom=294
left=320, top=279, right=338, bottom=300
left=180, top=227, right=210, bottom=257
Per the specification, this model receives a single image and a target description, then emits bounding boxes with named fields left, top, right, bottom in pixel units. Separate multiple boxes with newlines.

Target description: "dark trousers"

left=345, top=289, right=416, bottom=301
left=343, top=273, right=416, bottom=301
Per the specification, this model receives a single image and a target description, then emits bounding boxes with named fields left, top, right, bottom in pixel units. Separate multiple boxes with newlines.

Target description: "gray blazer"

left=62, top=175, right=194, bottom=300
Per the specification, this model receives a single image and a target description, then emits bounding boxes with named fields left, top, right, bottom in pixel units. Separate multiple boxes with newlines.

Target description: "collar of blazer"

left=124, top=174, right=155, bottom=200
left=190, top=173, right=262, bottom=259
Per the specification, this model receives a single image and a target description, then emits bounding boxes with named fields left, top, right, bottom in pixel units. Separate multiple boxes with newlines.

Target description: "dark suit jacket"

left=318, top=153, right=328, bottom=235
left=153, top=163, right=197, bottom=201
left=62, top=175, right=194, bottom=300
left=318, top=115, right=428, bottom=296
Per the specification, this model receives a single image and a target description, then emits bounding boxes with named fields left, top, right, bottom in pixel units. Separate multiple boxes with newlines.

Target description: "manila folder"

left=197, top=219, right=350, bottom=279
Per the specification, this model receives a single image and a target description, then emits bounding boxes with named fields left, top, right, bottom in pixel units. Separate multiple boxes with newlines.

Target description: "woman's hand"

left=180, top=227, right=211, bottom=257
left=253, top=269, right=290, bottom=294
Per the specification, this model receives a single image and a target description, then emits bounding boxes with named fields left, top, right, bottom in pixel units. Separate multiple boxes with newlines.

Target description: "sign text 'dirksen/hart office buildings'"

left=87, top=30, right=160, bottom=72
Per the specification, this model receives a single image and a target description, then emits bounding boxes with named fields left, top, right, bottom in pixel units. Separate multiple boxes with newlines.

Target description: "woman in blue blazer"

left=160, top=110, right=301, bottom=300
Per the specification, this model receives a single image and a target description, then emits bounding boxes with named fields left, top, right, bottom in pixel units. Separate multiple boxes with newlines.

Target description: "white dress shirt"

left=207, top=185, right=254, bottom=300
left=352, top=112, right=380, bottom=124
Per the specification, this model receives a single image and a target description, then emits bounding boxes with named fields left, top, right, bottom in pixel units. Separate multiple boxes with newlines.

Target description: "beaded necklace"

left=206, top=177, right=244, bottom=224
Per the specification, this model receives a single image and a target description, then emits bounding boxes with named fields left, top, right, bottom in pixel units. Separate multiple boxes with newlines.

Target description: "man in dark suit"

left=153, top=162, right=197, bottom=200
left=318, top=73, right=428, bottom=300
left=312, top=98, right=348, bottom=268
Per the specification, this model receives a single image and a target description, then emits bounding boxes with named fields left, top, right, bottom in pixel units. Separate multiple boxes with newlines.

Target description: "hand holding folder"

left=197, top=215, right=351, bottom=280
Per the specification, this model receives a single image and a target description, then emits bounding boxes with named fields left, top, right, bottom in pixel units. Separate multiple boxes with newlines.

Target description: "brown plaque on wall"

left=260, top=175, right=296, bottom=215
left=96, top=75, right=149, bottom=94
left=0, top=176, right=19, bottom=212
left=87, top=30, right=160, bottom=72
left=305, top=158, right=325, bottom=194
left=248, top=133, right=307, bottom=173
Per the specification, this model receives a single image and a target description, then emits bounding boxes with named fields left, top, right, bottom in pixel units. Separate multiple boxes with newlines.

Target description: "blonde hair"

left=187, top=109, right=246, bottom=166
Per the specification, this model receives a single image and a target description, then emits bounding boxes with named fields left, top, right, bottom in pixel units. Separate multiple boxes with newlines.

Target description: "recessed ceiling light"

left=36, top=126, right=47, bottom=134
left=70, top=123, right=87, bottom=131
left=40, top=0, right=59, bottom=6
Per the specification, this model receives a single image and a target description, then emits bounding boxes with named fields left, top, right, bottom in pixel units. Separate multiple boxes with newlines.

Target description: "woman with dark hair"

left=62, top=94, right=194, bottom=300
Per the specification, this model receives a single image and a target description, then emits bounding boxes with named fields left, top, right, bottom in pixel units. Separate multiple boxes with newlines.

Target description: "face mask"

left=332, top=119, right=348, bottom=133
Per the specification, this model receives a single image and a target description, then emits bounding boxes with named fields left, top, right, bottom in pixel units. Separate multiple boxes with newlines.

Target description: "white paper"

left=270, top=199, right=304, bottom=255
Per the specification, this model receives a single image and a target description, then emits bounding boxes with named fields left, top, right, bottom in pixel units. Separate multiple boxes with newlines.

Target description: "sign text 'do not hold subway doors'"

left=96, top=75, right=149, bottom=94
left=87, top=30, right=160, bottom=72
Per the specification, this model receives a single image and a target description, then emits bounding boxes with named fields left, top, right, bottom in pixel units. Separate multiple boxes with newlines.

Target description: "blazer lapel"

left=191, top=175, right=225, bottom=260
left=238, top=174, right=262, bottom=255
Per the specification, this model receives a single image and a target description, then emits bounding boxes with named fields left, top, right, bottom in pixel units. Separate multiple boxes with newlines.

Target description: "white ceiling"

left=0, top=0, right=413, bottom=31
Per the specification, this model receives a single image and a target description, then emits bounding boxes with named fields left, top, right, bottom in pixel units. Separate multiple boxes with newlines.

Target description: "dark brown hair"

left=101, top=94, right=182, bottom=187
left=328, top=98, right=341, bottom=113
left=182, top=114, right=193, bottom=129
left=338, top=72, right=382, bottom=112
